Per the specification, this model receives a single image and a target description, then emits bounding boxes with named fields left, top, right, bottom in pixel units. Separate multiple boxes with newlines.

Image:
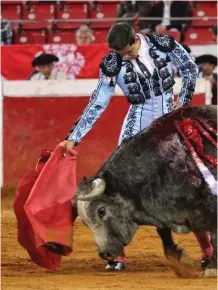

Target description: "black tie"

left=136, top=57, right=151, bottom=79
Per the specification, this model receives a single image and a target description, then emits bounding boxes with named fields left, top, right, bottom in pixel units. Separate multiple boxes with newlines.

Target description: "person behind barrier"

left=76, top=25, right=94, bottom=45
left=196, top=54, right=217, bottom=105
left=28, top=53, right=69, bottom=80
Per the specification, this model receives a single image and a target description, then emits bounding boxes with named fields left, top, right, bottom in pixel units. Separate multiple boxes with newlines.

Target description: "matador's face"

left=115, top=37, right=140, bottom=60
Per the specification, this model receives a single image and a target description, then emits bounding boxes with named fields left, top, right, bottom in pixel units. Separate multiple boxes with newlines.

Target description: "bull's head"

left=76, top=174, right=138, bottom=260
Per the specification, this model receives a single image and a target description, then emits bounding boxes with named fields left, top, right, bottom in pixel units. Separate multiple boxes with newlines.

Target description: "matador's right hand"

left=59, top=140, right=75, bottom=155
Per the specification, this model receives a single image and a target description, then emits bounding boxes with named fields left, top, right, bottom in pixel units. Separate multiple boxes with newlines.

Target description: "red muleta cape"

left=14, top=146, right=77, bottom=270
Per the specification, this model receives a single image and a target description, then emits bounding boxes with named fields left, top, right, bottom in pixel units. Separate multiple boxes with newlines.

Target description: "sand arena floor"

left=2, top=195, right=217, bottom=290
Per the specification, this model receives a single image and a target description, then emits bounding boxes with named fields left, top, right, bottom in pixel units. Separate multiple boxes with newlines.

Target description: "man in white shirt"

left=196, top=54, right=217, bottom=105
left=29, top=53, right=69, bottom=80
left=148, top=0, right=191, bottom=37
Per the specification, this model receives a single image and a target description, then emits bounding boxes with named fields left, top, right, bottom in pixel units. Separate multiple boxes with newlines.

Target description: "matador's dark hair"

left=107, top=22, right=136, bottom=51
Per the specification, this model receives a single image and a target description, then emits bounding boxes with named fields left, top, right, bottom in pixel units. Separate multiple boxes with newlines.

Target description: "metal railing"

left=1, top=16, right=217, bottom=24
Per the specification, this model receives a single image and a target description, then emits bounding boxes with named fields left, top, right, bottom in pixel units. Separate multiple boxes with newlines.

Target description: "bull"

left=76, top=105, right=217, bottom=277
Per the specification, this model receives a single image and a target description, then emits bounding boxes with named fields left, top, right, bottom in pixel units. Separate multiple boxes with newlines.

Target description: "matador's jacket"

left=67, top=33, right=199, bottom=145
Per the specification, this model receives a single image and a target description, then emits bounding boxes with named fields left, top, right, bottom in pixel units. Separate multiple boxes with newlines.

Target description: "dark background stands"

left=148, top=0, right=192, bottom=36
left=117, top=1, right=152, bottom=30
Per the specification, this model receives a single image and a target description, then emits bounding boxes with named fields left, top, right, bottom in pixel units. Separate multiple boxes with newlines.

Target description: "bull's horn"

left=77, top=178, right=106, bottom=201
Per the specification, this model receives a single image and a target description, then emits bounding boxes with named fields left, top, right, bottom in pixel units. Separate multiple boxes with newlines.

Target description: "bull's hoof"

left=201, top=258, right=210, bottom=270
left=166, top=247, right=196, bottom=278
left=201, top=268, right=217, bottom=277
left=166, top=245, right=192, bottom=266
left=166, top=245, right=185, bottom=263
left=105, top=261, right=126, bottom=271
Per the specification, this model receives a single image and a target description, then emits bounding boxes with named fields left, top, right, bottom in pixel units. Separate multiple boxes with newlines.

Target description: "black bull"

left=76, top=105, right=217, bottom=276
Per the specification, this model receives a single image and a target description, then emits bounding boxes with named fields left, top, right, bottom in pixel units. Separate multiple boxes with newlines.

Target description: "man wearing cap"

left=196, top=54, right=217, bottom=105
left=28, top=53, right=69, bottom=80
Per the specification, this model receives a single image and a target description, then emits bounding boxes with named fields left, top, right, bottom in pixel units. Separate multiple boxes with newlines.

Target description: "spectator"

left=117, top=1, right=152, bottom=31
left=1, top=19, right=13, bottom=45
left=28, top=53, right=69, bottom=80
left=196, top=54, right=217, bottom=105
left=148, top=0, right=192, bottom=38
left=76, top=25, right=94, bottom=45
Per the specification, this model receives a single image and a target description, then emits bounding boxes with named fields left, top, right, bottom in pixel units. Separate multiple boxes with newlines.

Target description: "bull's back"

left=98, top=105, right=217, bottom=176
left=143, top=105, right=217, bottom=142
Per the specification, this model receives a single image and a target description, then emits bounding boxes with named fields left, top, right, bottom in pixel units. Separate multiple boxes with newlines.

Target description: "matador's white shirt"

left=66, top=33, right=199, bottom=145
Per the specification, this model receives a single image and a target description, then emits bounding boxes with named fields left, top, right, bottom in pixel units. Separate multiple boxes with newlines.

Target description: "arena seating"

left=192, top=1, right=217, bottom=27
left=89, top=1, right=120, bottom=28
left=14, top=29, right=47, bottom=44
left=184, top=27, right=214, bottom=45
left=22, top=1, right=56, bottom=29
left=56, top=1, right=89, bottom=29
left=1, top=0, right=22, bottom=29
left=1, top=0, right=217, bottom=45
left=47, top=29, right=76, bottom=44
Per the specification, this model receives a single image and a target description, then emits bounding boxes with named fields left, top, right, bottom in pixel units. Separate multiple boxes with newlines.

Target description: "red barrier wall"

left=3, top=97, right=129, bottom=186
left=3, top=95, right=205, bottom=187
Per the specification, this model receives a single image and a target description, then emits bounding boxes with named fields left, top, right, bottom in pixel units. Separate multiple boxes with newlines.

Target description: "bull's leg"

left=194, top=232, right=213, bottom=269
left=157, top=227, right=184, bottom=261
left=203, top=228, right=217, bottom=277
left=157, top=227, right=195, bottom=277
left=71, top=196, right=78, bottom=222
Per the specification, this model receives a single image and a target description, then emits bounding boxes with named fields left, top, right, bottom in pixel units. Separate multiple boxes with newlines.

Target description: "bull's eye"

left=98, top=207, right=106, bottom=219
